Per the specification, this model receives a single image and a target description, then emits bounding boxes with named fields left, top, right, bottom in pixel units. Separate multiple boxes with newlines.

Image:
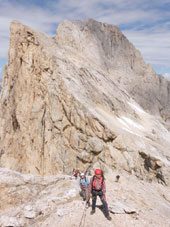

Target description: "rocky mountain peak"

left=55, top=19, right=170, bottom=119
left=56, top=19, right=146, bottom=73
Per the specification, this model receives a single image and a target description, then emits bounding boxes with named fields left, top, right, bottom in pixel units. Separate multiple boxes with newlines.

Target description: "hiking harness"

left=92, top=175, right=104, bottom=192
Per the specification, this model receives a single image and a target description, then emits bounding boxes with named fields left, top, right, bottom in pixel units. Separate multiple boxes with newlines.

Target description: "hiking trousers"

left=81, top=188, right=88, bottom=201
left=91, top=190, right=109, bottom=217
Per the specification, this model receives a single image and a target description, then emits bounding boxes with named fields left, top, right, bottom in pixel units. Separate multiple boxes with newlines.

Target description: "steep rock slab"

left=56, top=19, right=170, bottom=123
left=0, top=21, right=128, bottom=175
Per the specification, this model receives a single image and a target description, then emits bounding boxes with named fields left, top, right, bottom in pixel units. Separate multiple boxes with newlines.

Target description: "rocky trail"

left=0, top=168, right=170, bottom=227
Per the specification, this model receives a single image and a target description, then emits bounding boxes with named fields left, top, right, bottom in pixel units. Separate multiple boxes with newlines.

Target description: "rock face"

left=56, top=19, right=170, bottom=120
left=0, top=19, right=170, bottom=188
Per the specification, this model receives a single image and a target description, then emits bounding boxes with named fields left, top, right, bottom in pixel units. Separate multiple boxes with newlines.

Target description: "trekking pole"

left=82, top=207, right=87, bottom=227
left=78, top=203, right=88, bottom=227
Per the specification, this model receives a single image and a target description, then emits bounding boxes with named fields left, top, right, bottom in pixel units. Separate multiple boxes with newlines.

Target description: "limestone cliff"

left=0, top=19, right=170, bottom=187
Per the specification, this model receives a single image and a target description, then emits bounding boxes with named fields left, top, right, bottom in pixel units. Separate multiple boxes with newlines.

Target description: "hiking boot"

left=106, top=216, right=112, bottom=221
left=90, top=210, right=95, bottom=215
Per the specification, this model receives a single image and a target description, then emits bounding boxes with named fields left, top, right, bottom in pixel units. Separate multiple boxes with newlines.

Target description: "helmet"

left=95, top=169, right=101, bottom=175
left=80, top=173, right=84, bottom=177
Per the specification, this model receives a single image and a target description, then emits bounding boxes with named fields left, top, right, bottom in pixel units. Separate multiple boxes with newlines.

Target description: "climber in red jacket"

left=88, top=169, right=112, bottom=221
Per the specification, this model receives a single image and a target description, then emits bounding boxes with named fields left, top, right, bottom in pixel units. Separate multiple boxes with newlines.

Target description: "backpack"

left=91, top=170, right=105, bottom=192
left=73, top=170, right=78, bottom=176
left=75, top=170, right=78, bottom=175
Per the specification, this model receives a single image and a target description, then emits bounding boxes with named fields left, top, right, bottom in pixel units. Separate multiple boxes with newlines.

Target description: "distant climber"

left=79, top=173, right=90, bottom=205
left=73, top=168, right=81, bottom=179
left=88, top=169, right=112, bottom=221
left=115, top=175, right=120, bottom=182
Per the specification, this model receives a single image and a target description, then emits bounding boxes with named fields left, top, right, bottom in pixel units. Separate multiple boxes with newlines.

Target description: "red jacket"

left=88, top=176, right=106, bottom=195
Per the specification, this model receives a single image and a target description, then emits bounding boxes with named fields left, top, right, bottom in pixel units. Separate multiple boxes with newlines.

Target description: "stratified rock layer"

left=0, top=20, right=170, bottom=187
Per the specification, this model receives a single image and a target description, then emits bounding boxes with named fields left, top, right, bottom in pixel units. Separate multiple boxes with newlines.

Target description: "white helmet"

left=80, top=173, right=84, bottom=177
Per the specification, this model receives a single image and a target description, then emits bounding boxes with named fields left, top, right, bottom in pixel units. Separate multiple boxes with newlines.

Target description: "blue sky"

left=0, top=0, right=170, bottom=80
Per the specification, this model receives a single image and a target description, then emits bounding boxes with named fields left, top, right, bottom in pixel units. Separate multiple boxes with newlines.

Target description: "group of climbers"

left=76, top=168, right=112, bottom=221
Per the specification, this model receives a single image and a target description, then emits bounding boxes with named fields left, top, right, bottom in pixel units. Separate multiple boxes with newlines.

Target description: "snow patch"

left=117, top=117, right=130, bottom=129
left=128, top=102, right=146, bottom=114
left=163, top=73, right=170, bottom=81
left=116, top=117, right=142, bottom=136
left=123, top=127, right=141, bottom=137
left=122, top=117, right=144, bottom=130
left=117, top=116, right=144, bottom=135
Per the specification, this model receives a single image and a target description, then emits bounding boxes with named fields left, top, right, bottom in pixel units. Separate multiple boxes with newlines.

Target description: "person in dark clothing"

left=88, top=169, right=112, bottom=221
left=115, top=175, right=120, bottom=182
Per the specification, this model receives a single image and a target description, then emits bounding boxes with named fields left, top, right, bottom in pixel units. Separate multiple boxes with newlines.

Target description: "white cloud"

left=0, top=1, right=62, bottom=59
left=0, top=0, right=170, bottom=74
left=163, top=73, right=170, bottom=81
left=53, top=0, right=170, bottom=72
left=0, top=2, right=60, bottom=34
left=123, top=26, right=170, bottom=68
